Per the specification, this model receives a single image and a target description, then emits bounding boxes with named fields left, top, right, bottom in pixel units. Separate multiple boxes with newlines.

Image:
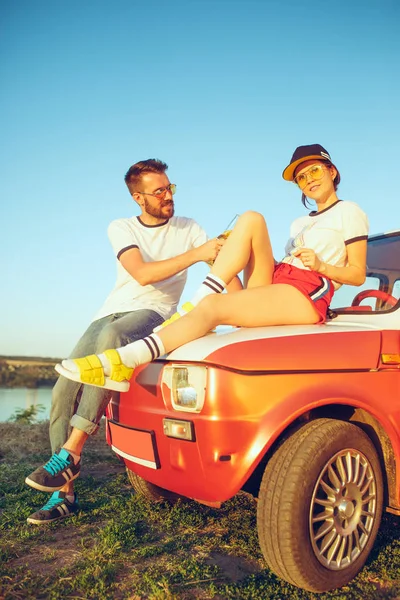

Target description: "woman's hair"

left=300, top=161, right=341, bottom=208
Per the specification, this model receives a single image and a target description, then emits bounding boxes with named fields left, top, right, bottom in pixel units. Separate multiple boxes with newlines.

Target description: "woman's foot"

left=153, top=302, right=194, bottom=331
left=55, top=349, right=133, bottom=391
left=154, top=274, right=226, bottom=332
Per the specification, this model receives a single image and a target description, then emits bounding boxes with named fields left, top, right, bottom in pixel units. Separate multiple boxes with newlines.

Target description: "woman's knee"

left=238, top=210, right=267, bottom=231
left=196, top=295, right=222, bottom=326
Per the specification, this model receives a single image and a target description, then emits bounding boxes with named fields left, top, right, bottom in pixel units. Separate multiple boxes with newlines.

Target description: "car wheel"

left=257, top=418, right=383, bottom=592
left=126, top=468, right=183, bottom=504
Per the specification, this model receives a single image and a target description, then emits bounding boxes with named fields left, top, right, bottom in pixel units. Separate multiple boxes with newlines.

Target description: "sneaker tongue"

left=44, top=491, right=66, bottom=509
left=51, top=491, right=66, bottom=500
left=58, top=448, right=71, bottom=461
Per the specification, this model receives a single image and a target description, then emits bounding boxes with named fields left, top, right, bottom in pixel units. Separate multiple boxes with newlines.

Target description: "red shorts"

left=273, top=263, right=334, bottom=323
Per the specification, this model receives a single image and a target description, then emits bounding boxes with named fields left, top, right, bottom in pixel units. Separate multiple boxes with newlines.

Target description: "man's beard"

left=144, top=199, right=175, bottom=219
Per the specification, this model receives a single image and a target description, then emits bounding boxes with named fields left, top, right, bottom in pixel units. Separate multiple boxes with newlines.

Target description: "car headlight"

left=162, top=364, right=207, bottom=413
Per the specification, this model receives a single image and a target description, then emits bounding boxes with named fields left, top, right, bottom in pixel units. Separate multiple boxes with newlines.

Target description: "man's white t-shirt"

left=93, top=216, right=208, bottom=322
left=281, top=200, right=369, bottom=289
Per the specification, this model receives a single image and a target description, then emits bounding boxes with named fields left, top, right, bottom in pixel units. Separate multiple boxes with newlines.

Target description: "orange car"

left=105, top=230, right=400, bottom=593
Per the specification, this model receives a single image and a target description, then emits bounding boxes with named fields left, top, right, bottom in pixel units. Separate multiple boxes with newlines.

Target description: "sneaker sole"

left=25, top=470, right=80, bottom=492
left=27, top=511, right=75, bottom=525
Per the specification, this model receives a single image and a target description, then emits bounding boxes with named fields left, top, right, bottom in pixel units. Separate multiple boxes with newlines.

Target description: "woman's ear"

left=330, top=165, right=337, bottom=180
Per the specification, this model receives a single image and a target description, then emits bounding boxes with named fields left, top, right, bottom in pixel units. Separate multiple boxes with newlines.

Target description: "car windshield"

left=330, top=232, right=400, bottom=313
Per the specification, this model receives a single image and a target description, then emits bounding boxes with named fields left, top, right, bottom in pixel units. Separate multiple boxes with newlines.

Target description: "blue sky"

left=1, top=0, right=399, bottom=357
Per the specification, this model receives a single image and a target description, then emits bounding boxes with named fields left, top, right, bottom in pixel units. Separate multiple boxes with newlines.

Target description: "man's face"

left=135, top=172, right=175, bottom=220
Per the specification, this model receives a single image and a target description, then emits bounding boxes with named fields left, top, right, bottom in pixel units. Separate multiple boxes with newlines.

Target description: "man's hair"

left=124, top=159, right=168, bottom=195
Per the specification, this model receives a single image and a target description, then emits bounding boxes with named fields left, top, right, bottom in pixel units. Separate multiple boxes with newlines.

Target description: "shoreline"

left=0, top=357, right=60, bottom=388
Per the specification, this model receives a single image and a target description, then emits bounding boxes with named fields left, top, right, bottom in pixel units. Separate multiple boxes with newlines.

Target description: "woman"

left=57, top=144, right=369, bottom=391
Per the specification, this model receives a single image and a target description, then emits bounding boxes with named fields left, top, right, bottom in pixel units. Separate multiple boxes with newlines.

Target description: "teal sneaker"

left=27, top=491, right=78, bottom=525
left=25, top=448, right=81, bottom=492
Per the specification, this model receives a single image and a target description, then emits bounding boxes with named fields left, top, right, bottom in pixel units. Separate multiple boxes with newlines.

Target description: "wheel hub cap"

left=338, top=498, right=355, bottom=519
left=309, top=448, right=377, bottom=570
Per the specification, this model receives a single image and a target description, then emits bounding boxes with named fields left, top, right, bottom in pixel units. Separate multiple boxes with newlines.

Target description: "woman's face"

left=294, top=160, right=337, bottom=201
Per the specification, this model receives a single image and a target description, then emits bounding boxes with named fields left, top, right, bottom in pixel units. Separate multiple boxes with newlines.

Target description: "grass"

left=1, top=421, right=400, bottom=599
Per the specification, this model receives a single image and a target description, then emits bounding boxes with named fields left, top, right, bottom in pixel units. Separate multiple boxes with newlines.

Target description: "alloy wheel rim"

left=309, top=448, right=377, bottom=570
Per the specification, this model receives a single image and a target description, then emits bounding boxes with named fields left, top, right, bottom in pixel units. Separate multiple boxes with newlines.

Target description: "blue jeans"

left=49, top=309, right=164, bottom=452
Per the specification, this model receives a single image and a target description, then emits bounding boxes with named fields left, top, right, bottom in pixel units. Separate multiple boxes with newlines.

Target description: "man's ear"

left=132, top=192, right=142, bottom=206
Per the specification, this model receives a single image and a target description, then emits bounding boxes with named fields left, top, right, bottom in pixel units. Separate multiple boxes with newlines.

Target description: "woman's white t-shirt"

left=282, top=200, right=369, bottom=289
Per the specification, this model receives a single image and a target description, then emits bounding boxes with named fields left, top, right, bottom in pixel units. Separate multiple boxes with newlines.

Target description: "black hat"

left=282, top=144, right=336, bottom=181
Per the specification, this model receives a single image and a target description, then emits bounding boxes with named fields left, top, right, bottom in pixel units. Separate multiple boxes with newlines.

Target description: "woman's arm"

left=293, top=239, right=367, bottom=286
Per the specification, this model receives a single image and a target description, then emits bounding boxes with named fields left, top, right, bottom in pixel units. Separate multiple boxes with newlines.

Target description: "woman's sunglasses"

left=294, top=164, right=328, bottom=189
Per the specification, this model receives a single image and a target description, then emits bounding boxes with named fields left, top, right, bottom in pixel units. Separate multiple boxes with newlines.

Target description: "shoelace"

left=43, top=452, right=70, bottom=476
left=42, top=494, right=65, bottom=510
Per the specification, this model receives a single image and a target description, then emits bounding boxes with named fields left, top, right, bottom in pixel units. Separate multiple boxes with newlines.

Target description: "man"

left=25, top=158, right=227, bottom=524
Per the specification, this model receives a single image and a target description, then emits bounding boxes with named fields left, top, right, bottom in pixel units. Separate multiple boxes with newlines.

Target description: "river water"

left=0, top=387, right=53, bottom=422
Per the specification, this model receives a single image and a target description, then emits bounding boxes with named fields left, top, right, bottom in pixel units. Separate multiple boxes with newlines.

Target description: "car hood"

left=165, top=322, right=382, bottom=371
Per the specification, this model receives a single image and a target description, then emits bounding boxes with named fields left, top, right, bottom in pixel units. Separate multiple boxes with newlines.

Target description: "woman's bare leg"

left=154, top=212, right=274, bottom=329
left=158, top=284, right=319, bottom=354
left=208, top=211, right=275, bottom=288
left=59, top=284, right=320, bottom=384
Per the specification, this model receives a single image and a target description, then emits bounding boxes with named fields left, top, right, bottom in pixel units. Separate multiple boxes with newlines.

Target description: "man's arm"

left=119, top=239, right=224, bottom=286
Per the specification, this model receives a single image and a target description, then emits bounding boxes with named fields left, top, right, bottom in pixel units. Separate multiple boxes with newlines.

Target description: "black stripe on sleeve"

left=344, top=235, right=368, bottom=246
left=117, top=245, right=139, bottom=260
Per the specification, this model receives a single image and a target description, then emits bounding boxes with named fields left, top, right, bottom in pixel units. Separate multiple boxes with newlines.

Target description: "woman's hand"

left=292, top=239, right=367, bottom=286
left=292, top=247, right=323, bottom=272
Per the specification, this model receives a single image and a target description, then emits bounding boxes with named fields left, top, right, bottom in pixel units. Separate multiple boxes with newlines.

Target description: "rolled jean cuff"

left=70, top=414, right=100, bottom=435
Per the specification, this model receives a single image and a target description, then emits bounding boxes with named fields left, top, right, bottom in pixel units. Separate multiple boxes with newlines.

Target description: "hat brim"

left=282, top=155, right=332, bottom=181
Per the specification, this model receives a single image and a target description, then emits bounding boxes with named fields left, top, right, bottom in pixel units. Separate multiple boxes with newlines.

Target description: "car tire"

left=126, top=468, right=183, bottom=504
left=257, top=418, right=383, bottom=592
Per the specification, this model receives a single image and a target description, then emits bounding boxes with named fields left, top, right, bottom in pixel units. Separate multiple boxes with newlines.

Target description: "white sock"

left=191, top=274, right=226, bottom=305
left=65, top=493, right=75, bottom=503
left=62, top=334, right=165, bottom=376
left=100, top=334, right=165, bottom=373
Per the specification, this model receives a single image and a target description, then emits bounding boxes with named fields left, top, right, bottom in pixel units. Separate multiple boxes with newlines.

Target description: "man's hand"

left=120, top=238, right=225, bottom=286
left=292, top=247, right=322, bottom=271
left=194, top=238, right=225, bottom=264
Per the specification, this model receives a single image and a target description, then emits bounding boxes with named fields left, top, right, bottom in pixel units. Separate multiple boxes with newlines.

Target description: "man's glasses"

left=138, top=184, right=177, bottom=199
left=294, top=164, right=327, bottom=189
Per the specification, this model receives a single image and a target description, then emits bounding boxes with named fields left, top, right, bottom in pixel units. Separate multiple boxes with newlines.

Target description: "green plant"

left=8, top=404, right=45, bottom=424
